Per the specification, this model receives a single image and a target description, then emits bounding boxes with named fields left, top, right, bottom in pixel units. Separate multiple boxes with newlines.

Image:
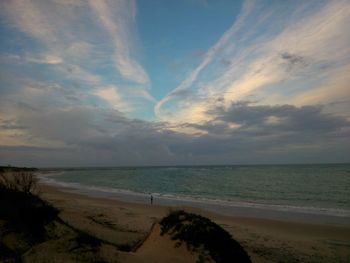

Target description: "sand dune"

left=119, top=224, right=202, bottom=263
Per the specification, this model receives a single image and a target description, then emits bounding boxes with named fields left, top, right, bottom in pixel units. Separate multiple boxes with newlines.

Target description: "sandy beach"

left=36, top=183, right=350, bottom=263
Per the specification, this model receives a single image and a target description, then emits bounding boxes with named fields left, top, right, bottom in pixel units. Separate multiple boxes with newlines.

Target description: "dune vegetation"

left=0, top=168, right=252, bottom=262
left=0, top=168, right=110, bottom=262
left=160, top=210, right=251, bottom=263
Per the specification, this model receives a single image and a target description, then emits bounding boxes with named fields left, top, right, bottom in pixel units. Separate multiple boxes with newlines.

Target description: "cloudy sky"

left=0, top=0, right=349, bottom=167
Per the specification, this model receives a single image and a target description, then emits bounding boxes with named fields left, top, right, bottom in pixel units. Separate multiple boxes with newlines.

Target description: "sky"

left=0, top=0, right=349, bottom=167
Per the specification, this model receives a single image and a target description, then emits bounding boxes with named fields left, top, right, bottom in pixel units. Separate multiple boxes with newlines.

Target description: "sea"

left=38, top=164, right=350, bottom=224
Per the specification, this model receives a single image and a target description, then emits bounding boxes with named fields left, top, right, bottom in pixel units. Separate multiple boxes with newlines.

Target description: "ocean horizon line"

left=34, top=162, right=350, bottom=170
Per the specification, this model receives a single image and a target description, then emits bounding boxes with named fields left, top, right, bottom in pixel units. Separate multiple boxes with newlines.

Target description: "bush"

left=0, top=171, right=38, bottom=194
left=160, top=210, right=251, bottom=263
left=0, top=169, right=58, bottom=242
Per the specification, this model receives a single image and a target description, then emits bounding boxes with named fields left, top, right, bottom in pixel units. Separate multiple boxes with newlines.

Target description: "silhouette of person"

left=151, top=194, right=153, bottom=205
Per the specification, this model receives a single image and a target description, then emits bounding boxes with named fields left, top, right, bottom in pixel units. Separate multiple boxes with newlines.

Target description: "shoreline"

left=38, top=173, right=350, bottom=226
left=37, top=182, right=350, bottom=262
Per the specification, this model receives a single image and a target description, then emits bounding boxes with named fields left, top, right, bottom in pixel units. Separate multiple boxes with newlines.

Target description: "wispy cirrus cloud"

left=92, top=85, right=131, bottom=113
left=0, top=0, right=152, bottom=116
left=0, top=0, right=104, bottom=83
left=24, top=53, right=63, bottom=65
left=290, top=64, right=350, bottom=106
left=1, top=0, right=349, bottom=166
left=89, top=0, right=150, bottom=85
left=155, top=0, right=350, bottom=127
left=155, top=0, right=255, bottom=118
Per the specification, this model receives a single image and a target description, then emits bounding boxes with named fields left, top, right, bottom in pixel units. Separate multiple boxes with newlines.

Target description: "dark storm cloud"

left=173, top=102, right=350, bottom=162
left=1, top=101, right=349, bottom=167
left=210, top=102, right=348, bottom=133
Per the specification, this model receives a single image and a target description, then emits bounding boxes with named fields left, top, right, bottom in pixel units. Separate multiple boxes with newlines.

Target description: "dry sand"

left=37, top=184, right=350, bottom=263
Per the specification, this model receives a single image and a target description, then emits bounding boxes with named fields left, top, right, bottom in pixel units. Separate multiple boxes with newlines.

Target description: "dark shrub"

left=0, top=171, right=58, bottom=242
left=160, top=210, right=251, bottom=263
left=0, top=171, right=38, bottom=194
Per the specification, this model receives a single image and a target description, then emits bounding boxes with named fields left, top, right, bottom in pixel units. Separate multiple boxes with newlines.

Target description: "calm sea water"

left=40, top=164, right=350, bottom=217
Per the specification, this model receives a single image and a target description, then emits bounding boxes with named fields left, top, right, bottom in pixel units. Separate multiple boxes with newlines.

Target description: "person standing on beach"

left=151, top=195, right=153, bottom=205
